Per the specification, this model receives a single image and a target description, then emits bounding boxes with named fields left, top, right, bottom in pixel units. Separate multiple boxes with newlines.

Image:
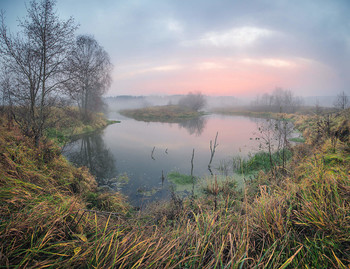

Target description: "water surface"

left=64, top=113, right=264, bottom=206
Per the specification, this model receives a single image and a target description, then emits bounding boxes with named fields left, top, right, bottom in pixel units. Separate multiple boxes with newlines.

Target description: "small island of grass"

left=120, top=105, right=206, bottom=122
left=120, top=92, right=207, bottom=122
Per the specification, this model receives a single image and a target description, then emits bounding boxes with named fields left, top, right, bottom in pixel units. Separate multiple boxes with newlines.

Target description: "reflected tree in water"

left=65, top=133, right=117, bottom=187
left=178, top=117, right=207, bottom=136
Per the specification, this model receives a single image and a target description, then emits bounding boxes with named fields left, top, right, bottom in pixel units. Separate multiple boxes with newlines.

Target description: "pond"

left=63, top=113, right=277, bottom=207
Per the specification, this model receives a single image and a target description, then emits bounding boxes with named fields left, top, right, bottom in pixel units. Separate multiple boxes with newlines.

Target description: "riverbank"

left=45, top=107, right=120, bottom=145
left=0, top=109, right=349, bottom=267
left=0, top=115, right=130, bottom=267
left=211, top=106, right=290, bottom=119
left=211, top=105, right=337, bottom=119
left=120, top=105, right=206, bottom=122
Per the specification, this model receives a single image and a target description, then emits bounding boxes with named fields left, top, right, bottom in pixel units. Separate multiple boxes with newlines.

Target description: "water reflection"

left=178, top=117, right=207, bottom=136
left=64, top=133, right=118, bottom=187
left=64, top=114, right=265, bottom=206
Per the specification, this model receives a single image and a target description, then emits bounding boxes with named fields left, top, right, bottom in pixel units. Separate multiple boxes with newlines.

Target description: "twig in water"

left=151, top=146, right=155, bottom=160
left=208, top=132, right=219, bottom=175
left=191, top=148, right=195, bottom=198
left=191, top=148, right=195, bottom=178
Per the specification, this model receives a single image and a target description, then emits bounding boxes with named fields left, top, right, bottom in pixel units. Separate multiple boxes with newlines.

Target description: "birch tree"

left=0, top=0, right=77, bottom=146
left=66, top=35, right=112, bottom=122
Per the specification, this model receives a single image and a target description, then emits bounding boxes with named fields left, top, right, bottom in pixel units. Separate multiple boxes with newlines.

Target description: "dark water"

left=63, top=113, right=265, bottom=207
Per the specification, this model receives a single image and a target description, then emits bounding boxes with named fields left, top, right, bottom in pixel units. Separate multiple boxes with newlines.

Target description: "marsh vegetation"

left=0, top=0, right=349, bottom=268
left=1, top=108, right=349, bottom=268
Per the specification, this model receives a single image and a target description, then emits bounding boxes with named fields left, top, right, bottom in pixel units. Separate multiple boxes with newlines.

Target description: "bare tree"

left=0, top=65, right=14, bottom=128
left=314, top=98, right=322, bottom=115
left=178, top=92, right=206, bottom=111
left=0, top=0, right=77, bottom=146
left=275, top=117, right=293, bottom=173
left=334, top=91, right=349, bottom=110
left=255, top=117, right=293, bottom=176
left=0, top=65, right=11, bottom=110
left=256, top=119, right=276, bottom=174
left=65, top=35, right=112, bottom=122
left=251, top=88, right=303, bottom=113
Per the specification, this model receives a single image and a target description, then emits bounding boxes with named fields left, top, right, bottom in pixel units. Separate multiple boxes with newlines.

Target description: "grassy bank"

left=120, top=105, right=205, bottom=122
left=211, top=105, right=337, bottom=118
left=0, top=117, right=130, bottom=268
left=0, top=109, right=349, bottom=268
left=45, top=107, right=119, bottom=145
left=234, top=149, right=293, bottom=174
left=211, top=106, right=289, bottom=119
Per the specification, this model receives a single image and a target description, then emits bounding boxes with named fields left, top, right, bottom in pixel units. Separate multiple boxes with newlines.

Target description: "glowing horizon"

left=112, top=56, right=339, bottom=97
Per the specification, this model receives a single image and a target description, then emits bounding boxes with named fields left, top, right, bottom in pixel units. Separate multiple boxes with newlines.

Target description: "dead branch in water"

left=191, top=148, right=195, bottom=197
left=191, top=148, right=195, bottom=178
left=161, top=170, right=165, bottom=186
left=151, top=146, right=155, bottom=160
left=208, top=132, right=219, bottom=175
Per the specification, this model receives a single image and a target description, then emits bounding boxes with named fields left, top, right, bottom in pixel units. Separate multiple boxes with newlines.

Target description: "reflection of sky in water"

left=65, top=114, right=262, bottom=207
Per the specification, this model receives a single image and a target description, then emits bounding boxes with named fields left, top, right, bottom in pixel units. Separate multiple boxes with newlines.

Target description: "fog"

left=105, top=95, right=242, bottom=111
left=104, top=94, right=341, bottom=113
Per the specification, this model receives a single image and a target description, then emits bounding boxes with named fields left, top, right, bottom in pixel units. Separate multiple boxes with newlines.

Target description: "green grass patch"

left=323, top=153, right=344, bottom=165
left=107, top=119, right=121, bottom=124
left=237, top=149, right=293, bottom=174
left=167, top=171, right=195, bottom=185
left=45, top=128, right=69, bottom=146
left=289, top=137, right=305, bottom=143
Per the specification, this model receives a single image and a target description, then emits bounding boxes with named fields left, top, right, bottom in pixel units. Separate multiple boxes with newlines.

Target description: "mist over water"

left=104, top=95, right=241, bottom=111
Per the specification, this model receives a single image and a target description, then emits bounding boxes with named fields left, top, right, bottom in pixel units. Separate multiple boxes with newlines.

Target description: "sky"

left=1, top=0, right=350, bottom=97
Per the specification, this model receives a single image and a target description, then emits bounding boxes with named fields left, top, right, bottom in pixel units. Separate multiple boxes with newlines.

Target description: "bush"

left=178, top=92, right=206, bottom=111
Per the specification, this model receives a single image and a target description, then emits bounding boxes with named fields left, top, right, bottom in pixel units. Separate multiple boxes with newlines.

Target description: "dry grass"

left=120, top=105, right=204, bottom=123
left=0, top=109, right=349, bottom=268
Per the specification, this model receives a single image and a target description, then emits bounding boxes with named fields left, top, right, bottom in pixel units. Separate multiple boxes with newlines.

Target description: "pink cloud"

left=111, top=56, right=339, bottom=97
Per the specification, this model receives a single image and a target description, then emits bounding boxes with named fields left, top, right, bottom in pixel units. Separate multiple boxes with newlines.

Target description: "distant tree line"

left=0, top=0, right=112, bottom=146
left=251, top=88, right=303, bottom=113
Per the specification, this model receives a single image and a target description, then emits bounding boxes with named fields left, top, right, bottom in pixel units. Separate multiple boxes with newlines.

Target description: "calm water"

left=64, top=113, right=265, bottom=207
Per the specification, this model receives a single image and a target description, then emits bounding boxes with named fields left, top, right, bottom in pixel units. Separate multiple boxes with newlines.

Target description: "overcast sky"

left=1, top=0, right=350, bottom=97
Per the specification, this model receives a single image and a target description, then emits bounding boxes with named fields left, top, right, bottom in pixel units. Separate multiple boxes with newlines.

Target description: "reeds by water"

left=0, top=110, right=349, bottom=268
